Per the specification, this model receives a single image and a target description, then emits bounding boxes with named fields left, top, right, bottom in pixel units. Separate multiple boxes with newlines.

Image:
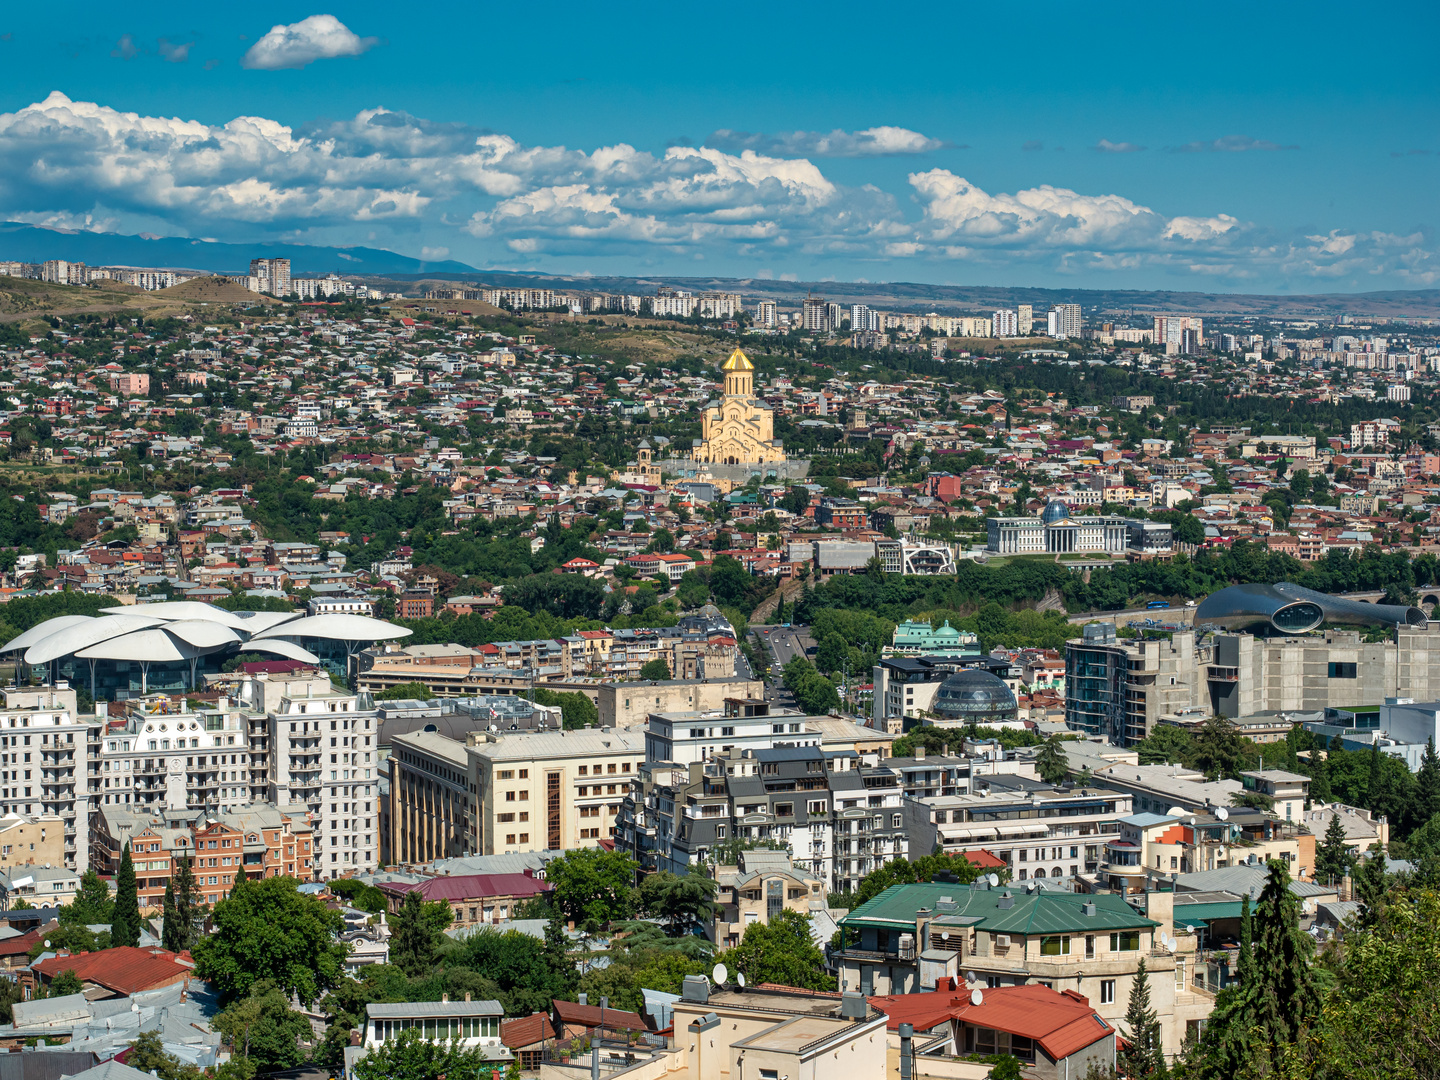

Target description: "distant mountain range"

left=3, top=221, right=1438, bottom=318
left=0, top=222, right=478, bottom=276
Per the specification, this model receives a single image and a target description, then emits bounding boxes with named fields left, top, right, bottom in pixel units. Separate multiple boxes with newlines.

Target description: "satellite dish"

left=1215, top=807, right=1230, bottom=820
left=1166, top=806, right=1185, bottom=817
left=737, top=972, right=746, bottom=989
left=965, top=970, right=978, bottom=984
left=941, top=931, right=950, bottom=941
left=43, top=940, right=50, bottom=949
left=970, top=988, right=984, bottom=1006
left=987, top=874, right=1000, bottom=888
left=712, top=963, right=728, bottom=986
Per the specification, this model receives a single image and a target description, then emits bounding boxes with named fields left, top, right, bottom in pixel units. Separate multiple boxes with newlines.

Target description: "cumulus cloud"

left=111, top=34, right=138, bottom=60
left=0, top=92, right=1427, bottom=286
left=705, top=126, right=948, bottom=157
left=1169, top=135, right=1298, bottom=153
left=1094, top=139, right=1145, bottom=153
left=241, top=15, right=378, bottom=70
left=158, top=38, right=194, bottom=63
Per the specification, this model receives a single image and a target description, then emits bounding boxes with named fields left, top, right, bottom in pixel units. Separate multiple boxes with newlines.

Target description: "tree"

left=111, top=842, right=141, bottom=948
left=544, top=848, right=638, bottom=927
left=637, top=658, right=672, bottom=681
left=1035, top=735, right=1070, bottom=786
left=1353, top=845, right=1388, bottom=928
left=127, top=1031, right=200, bottom=1080
left=61, top=870, right=114, bottom=926
left=1118, top=959, right=1164, bottom=1079
left=50, top=970, right=83, bottom=997
left=163, top=856, right=201, bottom=953
left=353, top=1028, right=488, bottom=1080
left=451, top=928, right=571, bottom=1015
left=389, top=890, right=453, bottom=976
left=718, top=909, right=834, bottom=991
left=192, top=875, right=349, bottom=1006
left=815, top=632, right=848, bottom=675
left=1191, top=861, right=1319, bottom=1079
left=637, top=871, right=717, bottom=936
left=1134, top=725, right=1193, bottom=767
left=1412, top=736, right=1440, bottom=834
left=214, top=981, right=312, bottom=1071
left=1191, top=715, right=1245, bottom=781
left=1315, top=812, right=1352, bottom=884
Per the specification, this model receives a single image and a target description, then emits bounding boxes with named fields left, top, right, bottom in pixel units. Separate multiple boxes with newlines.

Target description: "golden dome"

left=721, top=347, right=755, bottom=373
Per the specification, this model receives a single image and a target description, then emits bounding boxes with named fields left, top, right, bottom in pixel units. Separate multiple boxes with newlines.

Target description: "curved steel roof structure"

left=1194, top=581, right=1428, bottom=635
left=251, top=613, right=411, bottom=643
left=0, top=602, right=405, bottom=666
left=24, top=614, right=166, bottom=665
left=0, top=616, right=95, bottom=655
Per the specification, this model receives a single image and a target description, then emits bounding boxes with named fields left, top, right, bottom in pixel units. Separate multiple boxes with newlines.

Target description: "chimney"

left=441, top=993, right=448, bottom=1003
left=899, top=1023, right=914, bottom=1080
left=465, top=992, right=472, bottom=1002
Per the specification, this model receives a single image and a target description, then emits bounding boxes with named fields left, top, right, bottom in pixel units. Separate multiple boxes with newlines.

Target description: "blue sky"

left=0, top=1, right=1436, bottom=291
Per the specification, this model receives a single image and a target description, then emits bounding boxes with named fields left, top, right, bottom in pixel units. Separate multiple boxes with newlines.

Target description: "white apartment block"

left=249, top=257, right=292, bottom=296
left=0, top=686, right=90, bottom=872
left=1048, top=304, right=1082, bottom=339
left=992, top=309, right=1019, bottom=337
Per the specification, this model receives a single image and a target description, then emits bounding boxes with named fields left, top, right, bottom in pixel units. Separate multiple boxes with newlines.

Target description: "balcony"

left=1207, top=666, right=1239, bottom=683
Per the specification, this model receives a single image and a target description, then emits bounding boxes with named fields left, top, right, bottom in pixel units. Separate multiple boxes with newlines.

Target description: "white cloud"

left=1169, top=135, right=1298, bottom=153
left=111, top=34, right=138, bottom=60
left=0, top=92, right=1427, bottom=286
left=705, top=126, right=948, bottom=157
left=158, top=38, right=194, bottom=63
left=1094, top=139, right=1145, bottom=153
left=241, top=15, right=378, bottom=71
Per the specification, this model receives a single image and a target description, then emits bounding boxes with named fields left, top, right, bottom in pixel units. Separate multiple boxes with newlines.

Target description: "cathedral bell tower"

left=721, top=346, right=755, bottom=397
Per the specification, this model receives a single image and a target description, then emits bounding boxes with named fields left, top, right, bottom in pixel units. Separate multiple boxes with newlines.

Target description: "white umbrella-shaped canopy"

left=75, top=628, right=207, bottom=663
left=251, top=613, right=412, bottom=643
left=24, top=614, right=167, bottom=665
left=97, top=601, right=253, bottom=630
left=0, top=616, right=95, bottom=655
left=240, top=639, right=322, bottom=663
left=228, top=610, right=305, bottom=634
left=156, top=620, right=243, bottom=653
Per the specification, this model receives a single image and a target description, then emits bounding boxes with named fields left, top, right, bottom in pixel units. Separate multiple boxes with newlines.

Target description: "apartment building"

left=388, top=729, right=469, bottom=864
left=0, top=686, right=91, bottom=872
left=711, top=851, right=825, bottom=947
left=595, top=676, right=762, bottom=729
left=644, top=698, right=820, bottom=766
left=904, top=776, right=1134, bottom=880
left=1064, top=624, right=1202, bottom=746
left=836, top=882, right=1213, bottom=1055
left=0, top=814, right=65, bottom=871
left=618, top=744, right=908, bottom=893
left=1093, top=806, right=1313, bottom=892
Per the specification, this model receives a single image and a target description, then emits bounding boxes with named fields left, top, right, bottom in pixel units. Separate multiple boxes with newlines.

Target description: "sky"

left=0, top=1, right=1437, bottom=293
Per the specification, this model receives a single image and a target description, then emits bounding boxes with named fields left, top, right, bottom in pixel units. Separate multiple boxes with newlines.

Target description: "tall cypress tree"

left=165, top=857, right=199, bottom=953
left=161, top=876, right=180, bottom=953
left=1192, top=860, right=1319, bottom=1078
left=1412, top=736, right=1440, bottom=833
left=230, top=860, right=248, bottom=897
left=1119, top=958, right=1165, bottom=1079
left=111, top=842, right=141, bottom=948
left=1316, top=812, right=1352, bottom=885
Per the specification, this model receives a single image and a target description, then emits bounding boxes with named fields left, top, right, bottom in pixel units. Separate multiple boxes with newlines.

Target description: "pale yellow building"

left=694, top=348, right=786, bottom=465
left=0, top=815, right=65, bottom=872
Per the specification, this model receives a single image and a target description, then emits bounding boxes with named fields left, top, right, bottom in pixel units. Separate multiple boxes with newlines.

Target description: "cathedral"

left=693, top=347, right=787, bottom=465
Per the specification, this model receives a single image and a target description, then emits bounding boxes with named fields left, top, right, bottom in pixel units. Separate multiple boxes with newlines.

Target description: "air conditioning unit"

left=898, top=933, right=915, bottom=960
left=995, top=934, right=1011, bottom=948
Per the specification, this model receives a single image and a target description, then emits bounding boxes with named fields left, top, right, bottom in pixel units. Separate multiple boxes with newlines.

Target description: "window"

left=1328, top=662, right=1357, bottom=679
left=1040, top=935, right=1071, bottom=956
left=578, top=766, right=588, bottom=775
left=518, top=769, right=529, bottom=779
left=498, top=813, right=515, bottom=823
left=893, top=814, right=903, bottom=828
left=498, top=770, right=515, bottom=780
left=506, top=834, right=516, bottom=845
left=1101, top=980, right=1116, bottom=1004
left=518, top=790, right=529, bottom=800
left=505, top=791, right=515, bottom=802
left=1110, top=931, right=1140, bottom=952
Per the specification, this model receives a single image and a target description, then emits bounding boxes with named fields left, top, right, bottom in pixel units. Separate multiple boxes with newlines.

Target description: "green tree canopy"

left=111, top=843, right=141, bottom=948
left=716, top=909, right=834, bottom=991
left=389, top=890, right=453, bottom=977
left=192, top=876, right=349, bottom=1006
left=213, top=981, right=312, bottom=1072
left=544, top=848, right=639, bottom=927
left=353, top=1027, right=488, bottom=1080
left=638, top=658, right=672, bottom=681
left=636, top=871, right=717, bottom=936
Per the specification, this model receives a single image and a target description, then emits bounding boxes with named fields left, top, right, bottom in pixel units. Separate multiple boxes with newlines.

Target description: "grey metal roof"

left=367, top=1000, right=503, bottom=1018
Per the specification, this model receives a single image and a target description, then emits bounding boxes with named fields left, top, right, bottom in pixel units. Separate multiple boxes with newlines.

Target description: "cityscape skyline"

left=0, top=1, right=1436, bottom=291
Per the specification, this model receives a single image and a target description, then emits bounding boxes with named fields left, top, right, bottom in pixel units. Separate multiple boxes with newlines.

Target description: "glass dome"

left=1041, top=500, right=1071, bottom=524
left=931, top=668, right=1019, bottom=725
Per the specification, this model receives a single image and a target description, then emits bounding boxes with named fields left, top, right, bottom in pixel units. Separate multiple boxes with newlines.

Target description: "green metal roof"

left=840, top=882, right=1159, bottom=936
left=1172, top=901, right=1244, bottom=925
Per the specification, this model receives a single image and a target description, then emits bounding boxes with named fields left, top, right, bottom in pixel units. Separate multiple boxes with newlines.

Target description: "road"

left=751, top=624, right=813, bottom=708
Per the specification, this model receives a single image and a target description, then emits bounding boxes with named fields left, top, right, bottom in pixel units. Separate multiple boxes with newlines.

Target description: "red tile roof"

left=961, top=849, right=1008, bottom=870
left=502, top=1012, right=556, bottom=1049
left=552, top=1000, right=646, bottom=1032
left=869, top=984, right=1112, bottom=1061
left=380, top=873, right=552, bottom=903
left=35, top=946, right=193, bottom=995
